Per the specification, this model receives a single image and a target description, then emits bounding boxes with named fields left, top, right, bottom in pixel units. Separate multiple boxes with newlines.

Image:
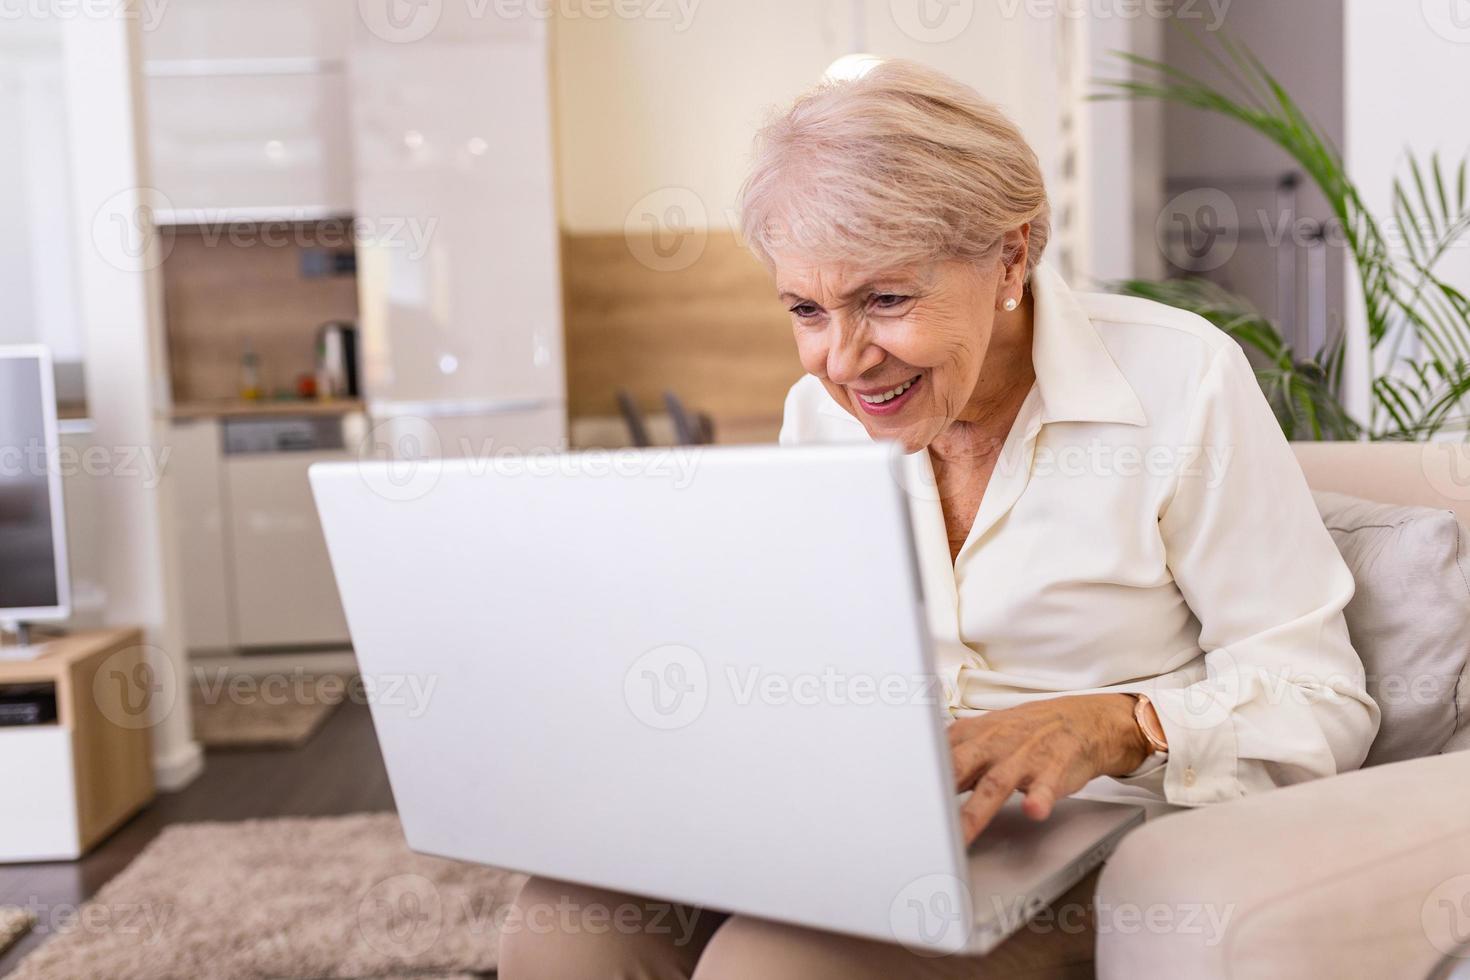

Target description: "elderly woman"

left=501, top=59, right=1378, bottom=978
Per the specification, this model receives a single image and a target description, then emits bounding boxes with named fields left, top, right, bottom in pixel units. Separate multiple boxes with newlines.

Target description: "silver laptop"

left=309, top=442, right=1143, bottom=955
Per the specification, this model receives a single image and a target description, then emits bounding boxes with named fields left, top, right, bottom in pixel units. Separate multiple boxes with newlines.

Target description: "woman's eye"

left=871, top=294, right=911, bottom=310
left=789, top=303, right=821, bottom=319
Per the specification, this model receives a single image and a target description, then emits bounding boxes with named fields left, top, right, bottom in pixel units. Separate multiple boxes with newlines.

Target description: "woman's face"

left=774, top=252, right=1009, bottom=453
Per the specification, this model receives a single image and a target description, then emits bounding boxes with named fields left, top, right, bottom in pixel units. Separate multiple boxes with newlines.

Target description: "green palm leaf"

left=1096, top=30, right=1470, bottom=442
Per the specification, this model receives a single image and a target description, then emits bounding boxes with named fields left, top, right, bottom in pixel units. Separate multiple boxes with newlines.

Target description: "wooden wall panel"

left=159, top=225, right=359, bottom=403
left=162, top=224, right=797, bottom=440
left=561, top=229, right=800, bottom=436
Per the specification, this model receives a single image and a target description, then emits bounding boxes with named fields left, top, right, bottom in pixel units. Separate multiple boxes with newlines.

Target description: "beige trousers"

left=498, top=869, right=1100, bottom=980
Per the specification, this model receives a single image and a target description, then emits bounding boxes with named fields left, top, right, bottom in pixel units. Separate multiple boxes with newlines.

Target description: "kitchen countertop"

left=170, top=398, right=366, bottom=420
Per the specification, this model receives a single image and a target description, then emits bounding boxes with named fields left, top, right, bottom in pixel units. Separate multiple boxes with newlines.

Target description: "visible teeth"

left=859, top=377, right=918, bottom=404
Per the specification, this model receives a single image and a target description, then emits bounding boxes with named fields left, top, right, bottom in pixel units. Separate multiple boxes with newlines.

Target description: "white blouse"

left=778, top=262, right=1380, bottom=808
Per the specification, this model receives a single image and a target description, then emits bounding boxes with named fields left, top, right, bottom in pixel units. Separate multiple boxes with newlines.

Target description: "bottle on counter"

left=240, top=342, right=262, bottom=401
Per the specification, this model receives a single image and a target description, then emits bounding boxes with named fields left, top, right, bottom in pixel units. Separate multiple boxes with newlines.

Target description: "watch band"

left=1133, top=693, right=1169, bottom=754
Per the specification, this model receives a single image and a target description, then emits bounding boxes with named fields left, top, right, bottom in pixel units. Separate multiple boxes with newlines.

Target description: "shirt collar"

left=813, top=260, right=1147, bottom=428
left=1029, top=261, right=1147, bottom=427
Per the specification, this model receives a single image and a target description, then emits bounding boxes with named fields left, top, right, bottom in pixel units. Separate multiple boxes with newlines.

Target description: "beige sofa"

left=1096, top=442, right=1470, bottom=979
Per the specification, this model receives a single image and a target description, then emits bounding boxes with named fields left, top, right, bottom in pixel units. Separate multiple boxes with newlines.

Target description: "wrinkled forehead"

left=771, top=254, right=937, bottom=302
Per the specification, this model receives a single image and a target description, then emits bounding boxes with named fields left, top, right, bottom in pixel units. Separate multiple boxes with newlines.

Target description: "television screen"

left=0, top=355, right=62, bottom=612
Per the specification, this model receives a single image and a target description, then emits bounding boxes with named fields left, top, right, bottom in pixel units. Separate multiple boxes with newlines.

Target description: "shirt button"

left=1183, top=767, right=1197, bottom=787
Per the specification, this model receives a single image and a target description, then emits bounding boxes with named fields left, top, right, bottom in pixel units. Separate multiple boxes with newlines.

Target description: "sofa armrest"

left=1096, top=750, right=1470, bottom=979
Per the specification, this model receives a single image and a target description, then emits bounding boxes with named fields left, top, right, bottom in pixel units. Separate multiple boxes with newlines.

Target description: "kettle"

left=315, top=321, right=359, bottom=399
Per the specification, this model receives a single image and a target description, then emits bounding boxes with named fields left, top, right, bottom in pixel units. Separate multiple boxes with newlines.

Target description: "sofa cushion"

left=1313, top=491, right=1470, bottom=765
left=1095, top=749, right=1470, bottom=980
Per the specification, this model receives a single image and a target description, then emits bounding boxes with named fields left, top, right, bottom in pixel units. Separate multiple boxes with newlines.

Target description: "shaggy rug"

left=191, top=675, right=345, bottom=749
left=0, top=905, right=35, bottom=958
left=7, top=813, right=527, bottom=980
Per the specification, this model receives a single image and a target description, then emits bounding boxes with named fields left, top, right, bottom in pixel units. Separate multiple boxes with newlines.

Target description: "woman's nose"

left=824, top=319, right=881, bottom=384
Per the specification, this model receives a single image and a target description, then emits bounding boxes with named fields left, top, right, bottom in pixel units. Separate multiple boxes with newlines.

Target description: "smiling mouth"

left=854, top=374, right=922, bottom=415
left=857, top=375, right=920, bottom=404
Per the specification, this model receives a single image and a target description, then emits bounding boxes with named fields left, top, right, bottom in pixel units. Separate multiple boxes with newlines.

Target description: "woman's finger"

left=959, top=756, right=1028, bottom=843
left=950, top=734, right=995, bottom=791
left=946, top=716, right=984, bottom=747
left=1020, top=765, right=1065, bottom=821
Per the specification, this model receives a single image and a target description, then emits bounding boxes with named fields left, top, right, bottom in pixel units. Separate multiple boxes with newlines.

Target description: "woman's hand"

left=948, top=694, right=1150, bottom=843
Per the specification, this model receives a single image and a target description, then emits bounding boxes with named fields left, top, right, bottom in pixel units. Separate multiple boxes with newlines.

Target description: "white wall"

left=1345, top=3, right=1470, bottom=237
left=1082, top=11, right=1164, bottom=286
left=61, top=14, right=202, bottom=791
left=1344, top=0, right=1470, bottom=426
left=552, top=0, right=1065, bottom=235
left=0, top=25, right=84, bottom=362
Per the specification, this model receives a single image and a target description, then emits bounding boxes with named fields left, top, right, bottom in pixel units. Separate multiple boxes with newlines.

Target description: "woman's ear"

left=992, top=224, right=1030, bottom=311
left=1003, top=223, right=1030, bottom=289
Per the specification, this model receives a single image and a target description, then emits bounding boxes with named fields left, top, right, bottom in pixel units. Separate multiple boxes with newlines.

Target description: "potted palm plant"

left=1094, top=35, right=1470, bottom=442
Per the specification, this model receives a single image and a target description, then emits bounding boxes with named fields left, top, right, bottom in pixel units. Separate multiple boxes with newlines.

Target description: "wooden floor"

left=0, top=700, right=394, bottom=976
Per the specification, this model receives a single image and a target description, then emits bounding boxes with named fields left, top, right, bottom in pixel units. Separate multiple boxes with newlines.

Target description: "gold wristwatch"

left=1133, top=693, right=1169, bottom=754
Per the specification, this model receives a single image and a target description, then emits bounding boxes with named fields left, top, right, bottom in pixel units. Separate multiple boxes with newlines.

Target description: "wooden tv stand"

left=0, top=628, right=156, bottom=861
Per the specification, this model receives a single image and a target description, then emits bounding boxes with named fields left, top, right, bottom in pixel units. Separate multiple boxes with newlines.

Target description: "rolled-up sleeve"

left=1118, top=343, right=1381, bottom=806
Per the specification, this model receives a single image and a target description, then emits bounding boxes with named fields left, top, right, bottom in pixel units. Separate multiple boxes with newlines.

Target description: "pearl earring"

left=1003, top=297, right=1018, bottom=312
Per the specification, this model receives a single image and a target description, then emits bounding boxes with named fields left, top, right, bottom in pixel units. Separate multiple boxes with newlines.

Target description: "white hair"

left=739, top=59, right=1051, bottom=279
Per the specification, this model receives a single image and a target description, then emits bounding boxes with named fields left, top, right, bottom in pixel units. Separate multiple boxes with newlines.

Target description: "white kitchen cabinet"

left=350, top=19, right=565, bottom=421
left=167, top=419, right=235, bottom=652
left=225, top=448, right=352, bottom=648
left=146, top=69, right=354, bottom=220
left=166, top=417, right=354, bottom=652
left=143, top=0, right=350, bottom=63
left=142, top=0, right=354, bottom=221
